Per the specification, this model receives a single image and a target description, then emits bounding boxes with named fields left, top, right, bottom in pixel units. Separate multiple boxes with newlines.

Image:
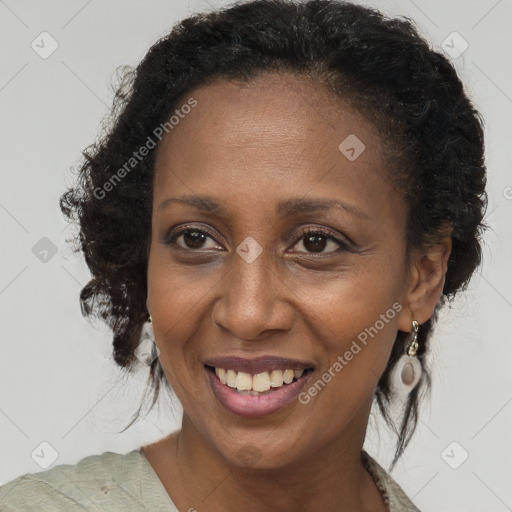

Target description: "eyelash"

left=164, top=224, right=351, bottom=255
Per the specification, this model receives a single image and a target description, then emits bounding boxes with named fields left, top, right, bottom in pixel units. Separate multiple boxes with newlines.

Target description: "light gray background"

left=1, top=0, right=511, bottom=510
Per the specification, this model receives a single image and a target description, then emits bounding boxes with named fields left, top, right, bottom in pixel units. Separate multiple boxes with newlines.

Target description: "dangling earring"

left=134, top=315, right=159, bottom=366
left=389, top=320, right=422, bottom=397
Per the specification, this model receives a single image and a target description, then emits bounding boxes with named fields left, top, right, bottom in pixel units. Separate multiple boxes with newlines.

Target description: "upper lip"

left=203, top=355, right=315, bottom=374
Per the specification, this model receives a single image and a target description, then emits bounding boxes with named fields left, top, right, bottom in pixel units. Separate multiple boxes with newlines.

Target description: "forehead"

left=152, top=72, right=399, bottom=223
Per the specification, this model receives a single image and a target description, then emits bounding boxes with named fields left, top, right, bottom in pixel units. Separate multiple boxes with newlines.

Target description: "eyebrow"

left=158, top=195, right=369, bottom=220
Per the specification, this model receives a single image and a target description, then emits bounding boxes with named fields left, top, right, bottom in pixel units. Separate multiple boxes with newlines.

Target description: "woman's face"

left=147, top=72, right=413, bottom=469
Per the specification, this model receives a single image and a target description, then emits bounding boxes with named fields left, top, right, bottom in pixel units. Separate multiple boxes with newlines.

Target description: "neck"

left=163, top=400, right=385, bottom=512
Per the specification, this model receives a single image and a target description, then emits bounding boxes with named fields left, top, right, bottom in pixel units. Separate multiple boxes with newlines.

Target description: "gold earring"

left=407, top=320, right=419, bottom=357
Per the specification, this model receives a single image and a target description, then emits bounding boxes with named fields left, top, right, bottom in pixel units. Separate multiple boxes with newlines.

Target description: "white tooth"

left=236, top=371, right=252, bottom=391
left=294, top=369, right=305, bottom=379
left=218, top=368, right=227, bottom=385
left=226, top=369, right=237, bottom=388
left=269, top=370, right=284, bottom=387
left=215, top=367, right=220, bottom=377
left=283, top=369, right=294, bottom=384
left=252, top=372, right=271, bottom=392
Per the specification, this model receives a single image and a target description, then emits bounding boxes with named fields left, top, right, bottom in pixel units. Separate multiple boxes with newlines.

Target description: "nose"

left=211, top=249, right=294, bottom=341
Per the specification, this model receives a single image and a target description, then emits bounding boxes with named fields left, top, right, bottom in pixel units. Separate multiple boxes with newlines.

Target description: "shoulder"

left=0, top=449, right=148, bottom=511
left=361, top=450, right=422, bottom=512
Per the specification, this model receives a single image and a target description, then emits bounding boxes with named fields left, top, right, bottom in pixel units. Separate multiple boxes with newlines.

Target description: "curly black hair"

left=60, top=0, right=487, bottom=471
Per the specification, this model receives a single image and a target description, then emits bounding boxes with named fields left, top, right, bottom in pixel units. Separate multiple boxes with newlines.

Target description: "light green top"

left=0, top=448, right=420, bottom=511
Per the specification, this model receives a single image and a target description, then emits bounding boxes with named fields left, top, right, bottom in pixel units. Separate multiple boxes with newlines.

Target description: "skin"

left=143, top=72, right=451, bottom=512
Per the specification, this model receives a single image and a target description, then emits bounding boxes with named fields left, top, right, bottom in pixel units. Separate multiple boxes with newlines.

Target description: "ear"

left=397, top=232, right=452, bottom=332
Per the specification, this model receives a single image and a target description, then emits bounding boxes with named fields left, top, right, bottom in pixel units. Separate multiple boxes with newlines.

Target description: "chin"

left=207, top=425, right=314, bottom=472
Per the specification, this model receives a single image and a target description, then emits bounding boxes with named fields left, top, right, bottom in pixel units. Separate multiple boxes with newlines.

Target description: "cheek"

left=294, top=258, right=404, bottom=386
left=146, top=241, right=204, bottom=415
left=147, top=243, right=220, bottom=329
left=294, top=309, right=399, bottom=445
left=146, top=247, right=225, bottom=388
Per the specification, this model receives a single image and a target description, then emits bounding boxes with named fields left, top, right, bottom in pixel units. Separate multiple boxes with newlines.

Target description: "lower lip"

left=205, top=366, right=312, bottom=418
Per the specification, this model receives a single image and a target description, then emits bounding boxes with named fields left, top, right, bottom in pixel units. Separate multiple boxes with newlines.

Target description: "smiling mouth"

left=205, top=364, right=314, bottom=395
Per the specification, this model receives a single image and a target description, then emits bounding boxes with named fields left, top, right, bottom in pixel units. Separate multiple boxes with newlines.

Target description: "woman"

left=0, top=0, right=486, bottom=510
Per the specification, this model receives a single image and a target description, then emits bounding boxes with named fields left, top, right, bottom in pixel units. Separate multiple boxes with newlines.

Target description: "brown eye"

left=291, top=228, right=349, bottom=254
left=302, top=233, right=328, bottom=253
left=181, top=230, right=208, bottom=249
left=165, top=227, right=222, bottom=251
